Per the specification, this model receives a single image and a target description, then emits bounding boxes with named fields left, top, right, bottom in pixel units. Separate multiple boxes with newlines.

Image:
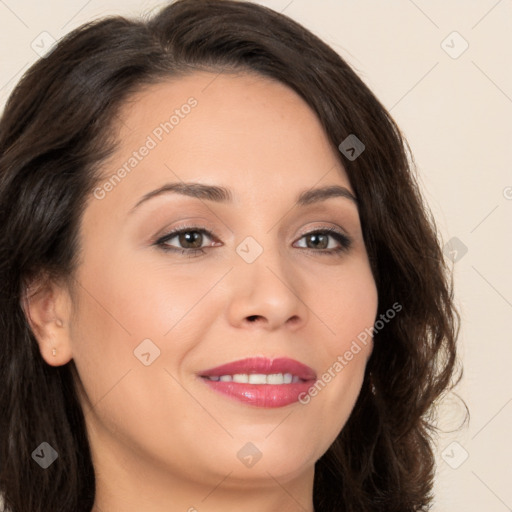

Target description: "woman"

left=0, top=1, right=461, bottom=510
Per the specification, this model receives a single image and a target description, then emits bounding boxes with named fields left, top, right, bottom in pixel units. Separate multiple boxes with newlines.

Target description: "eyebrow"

left=129, top=182, right=357, bottom=213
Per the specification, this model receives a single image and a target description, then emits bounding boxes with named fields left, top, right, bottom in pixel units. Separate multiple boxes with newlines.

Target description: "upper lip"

left=199, top=357, right=317, bottom=381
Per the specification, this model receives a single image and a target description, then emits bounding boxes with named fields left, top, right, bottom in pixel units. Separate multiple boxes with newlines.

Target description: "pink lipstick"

left=198, top=357, right=317, bottom=408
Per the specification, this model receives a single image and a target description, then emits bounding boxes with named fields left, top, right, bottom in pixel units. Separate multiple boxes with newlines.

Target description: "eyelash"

left=154, top=224, right=352, bottom=258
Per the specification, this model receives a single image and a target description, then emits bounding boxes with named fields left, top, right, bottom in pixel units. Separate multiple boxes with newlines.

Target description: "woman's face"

left=58, top=71, right=378, bottom=495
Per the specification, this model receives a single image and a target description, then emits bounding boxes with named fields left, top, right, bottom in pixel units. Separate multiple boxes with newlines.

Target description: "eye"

left=294, top=227, right=352, bottom=255
left=155, top=225, right=218, bottom=257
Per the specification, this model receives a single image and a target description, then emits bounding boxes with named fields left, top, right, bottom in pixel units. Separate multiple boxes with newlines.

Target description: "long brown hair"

left=0, top=1, right=462, bottom=510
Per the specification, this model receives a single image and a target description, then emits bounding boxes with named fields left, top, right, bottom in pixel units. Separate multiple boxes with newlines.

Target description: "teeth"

left=267, top=373, right=284, bottom=384
left=206, top=373, right=300, bottom=384
left=248, top=373, right=267, bottom=384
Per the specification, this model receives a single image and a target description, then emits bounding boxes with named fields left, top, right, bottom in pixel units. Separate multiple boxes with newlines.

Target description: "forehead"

left=95, top=71, right=352, bottom=209
left=118, top=70, right=319, bottom=131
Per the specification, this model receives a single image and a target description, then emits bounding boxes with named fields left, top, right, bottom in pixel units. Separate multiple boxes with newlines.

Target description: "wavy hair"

left=0, top=1, right=462, bottom=510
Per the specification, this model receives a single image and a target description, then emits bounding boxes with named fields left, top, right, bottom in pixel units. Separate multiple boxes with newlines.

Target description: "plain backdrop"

left=1, top=1, right=511, bottom=510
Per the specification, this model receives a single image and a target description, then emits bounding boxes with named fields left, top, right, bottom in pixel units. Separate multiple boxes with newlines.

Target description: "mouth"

left=198, top=357, right=317, bottom=408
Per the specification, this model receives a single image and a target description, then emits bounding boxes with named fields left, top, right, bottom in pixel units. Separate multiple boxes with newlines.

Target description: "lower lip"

left=200, top=378, right=315, bottom=408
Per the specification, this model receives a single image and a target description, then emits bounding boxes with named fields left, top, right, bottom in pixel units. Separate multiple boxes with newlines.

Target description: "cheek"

left=315, top=255, right=378, bottom=357
left=67, top=255, right=213, bottom=451
left=68, top=245, right=220, bottom=401
left=73, top=246, right=212, bottom=341
left=299, top=257, right=377, bottom=438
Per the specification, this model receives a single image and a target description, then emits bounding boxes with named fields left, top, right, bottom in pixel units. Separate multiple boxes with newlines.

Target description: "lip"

left=198, top=357, right=317, bottom=408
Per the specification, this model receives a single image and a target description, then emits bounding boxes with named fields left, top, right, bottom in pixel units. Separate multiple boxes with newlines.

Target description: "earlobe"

left=21, top=276, right=73, bottom=366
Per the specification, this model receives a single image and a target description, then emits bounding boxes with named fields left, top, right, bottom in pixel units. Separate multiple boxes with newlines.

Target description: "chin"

left=202, top=429, right=321, bottom=484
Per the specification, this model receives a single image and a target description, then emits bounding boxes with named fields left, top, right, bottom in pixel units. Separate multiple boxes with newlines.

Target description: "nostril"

left=247, top=315, right=261, bottom=322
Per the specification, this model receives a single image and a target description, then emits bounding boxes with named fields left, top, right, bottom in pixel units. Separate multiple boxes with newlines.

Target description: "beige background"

left=1, top=1, right=511, bottom=510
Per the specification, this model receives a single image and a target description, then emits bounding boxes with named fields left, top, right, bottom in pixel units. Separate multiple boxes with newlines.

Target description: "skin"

left=25, top=71, right=378, bottom=512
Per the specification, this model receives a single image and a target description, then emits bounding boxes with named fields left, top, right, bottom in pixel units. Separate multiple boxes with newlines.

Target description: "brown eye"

left=294, top=228, right=352, bottom=255
left=156, top=226, right=217, bottom=255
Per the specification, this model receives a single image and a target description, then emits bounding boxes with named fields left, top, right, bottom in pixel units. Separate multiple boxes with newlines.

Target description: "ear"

left=21, top=274, right=74, bottom=366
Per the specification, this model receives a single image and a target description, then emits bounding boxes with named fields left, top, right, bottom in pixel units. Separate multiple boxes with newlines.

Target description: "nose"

left=225, top=242, right=309, bottom=331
